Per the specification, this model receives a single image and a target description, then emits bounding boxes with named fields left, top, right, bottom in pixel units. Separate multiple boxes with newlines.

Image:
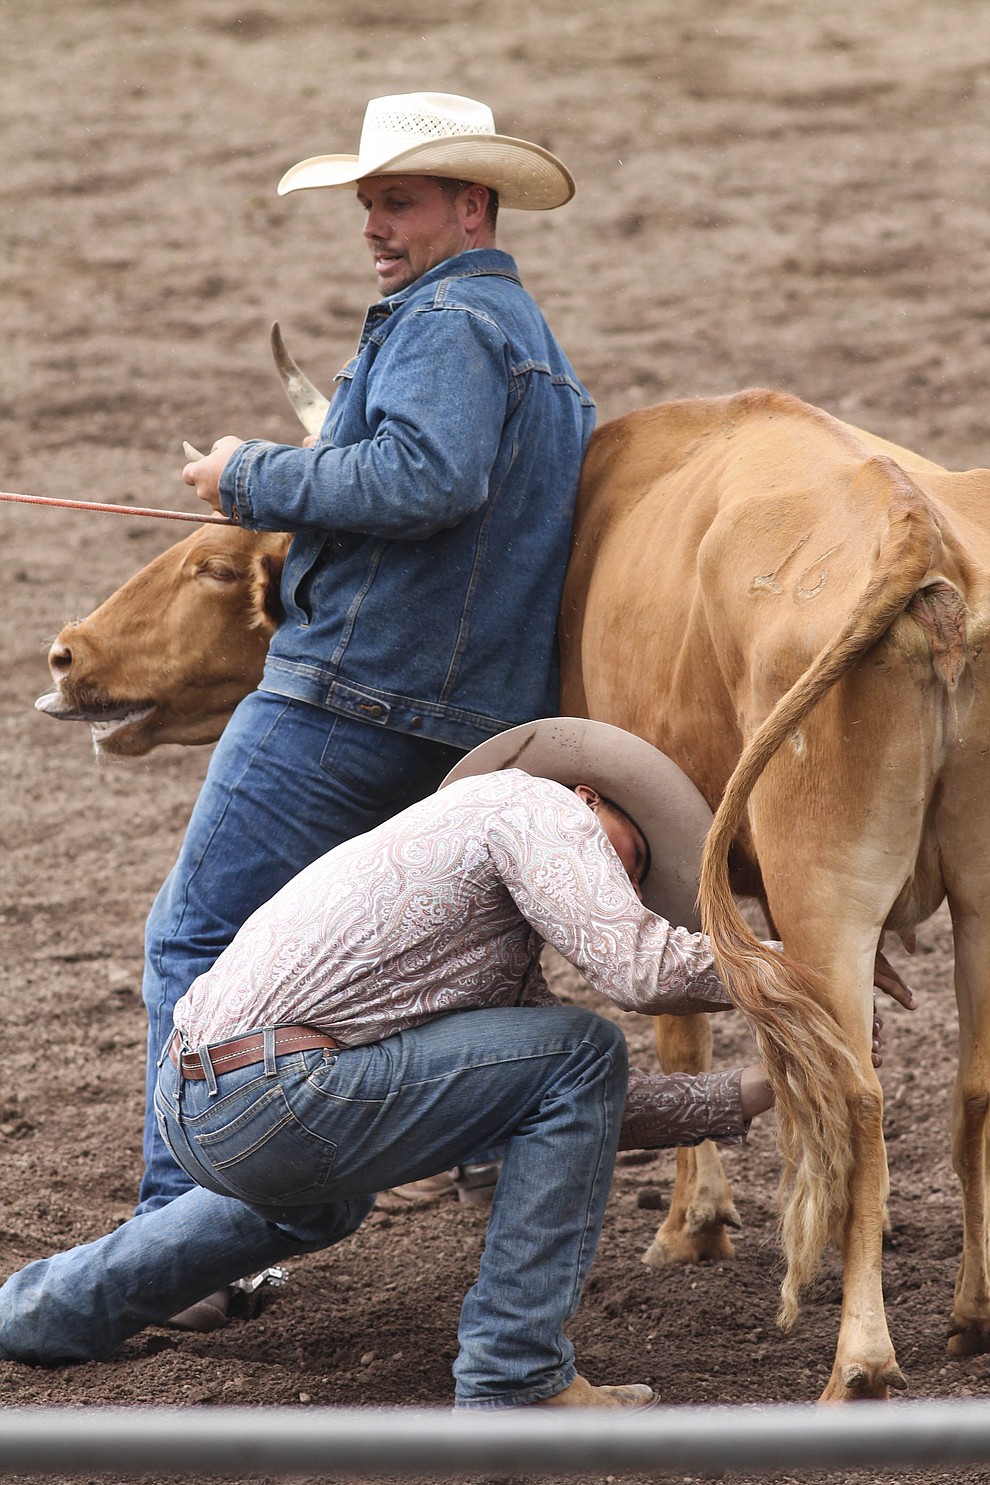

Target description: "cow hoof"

left=686, top=1198, right=743, bottom=1236
left=642, top=1221, right=736, bottom=1268
left=818, top=1360, right=908, bottom=1402
left=946, top=1317, right=990, bottom=1357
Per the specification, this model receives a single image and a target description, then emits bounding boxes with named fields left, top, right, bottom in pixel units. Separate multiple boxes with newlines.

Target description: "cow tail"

left=701, top=851, right=857, bottom=1329
left=698, top=463, right=942, bottom=1328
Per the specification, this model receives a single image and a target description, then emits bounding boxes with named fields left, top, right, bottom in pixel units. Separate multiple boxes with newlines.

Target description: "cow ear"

left=249, top=551, right=285, bottom=635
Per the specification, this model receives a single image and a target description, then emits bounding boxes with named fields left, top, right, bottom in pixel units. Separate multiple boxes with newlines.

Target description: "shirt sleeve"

left=619, top=1067, right=749, bottom=1149
left=487, top=778, right=735, bottom=1016
left=218, top=308, right=509, bottom=538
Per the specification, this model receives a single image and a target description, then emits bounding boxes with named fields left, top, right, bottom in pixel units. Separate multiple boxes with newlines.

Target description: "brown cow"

left=35, top=385, right=990, bottom=1403
left=35, top=324, right=310, bottom=759
left=36, top=524, right=289, bottom=757
left=559, top=387, right=990, bottom=1401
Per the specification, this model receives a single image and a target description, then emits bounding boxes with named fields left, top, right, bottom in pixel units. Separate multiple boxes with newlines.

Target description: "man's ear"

left=461, top=182, right=491, bottom=230
left=573, top=784, right=600, bottom=810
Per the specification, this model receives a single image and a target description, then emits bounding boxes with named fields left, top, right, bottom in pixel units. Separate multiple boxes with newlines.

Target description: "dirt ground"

left=3, top=2, right=990, bottom=1482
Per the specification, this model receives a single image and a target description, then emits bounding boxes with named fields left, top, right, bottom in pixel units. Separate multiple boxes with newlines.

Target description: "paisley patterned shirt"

left=173, top=770, right=750, bottom=1149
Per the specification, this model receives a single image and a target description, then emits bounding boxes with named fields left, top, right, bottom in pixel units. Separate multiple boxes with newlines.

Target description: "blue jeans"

left=138, top=691, right=464, bottom=1212
left=0, top=1008, right=627, bottom=1407
left=0, top=1184, right=373, bottom=1367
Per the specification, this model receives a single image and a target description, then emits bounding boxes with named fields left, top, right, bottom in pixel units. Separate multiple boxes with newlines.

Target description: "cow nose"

left=48, top=641, right=72, bottom=679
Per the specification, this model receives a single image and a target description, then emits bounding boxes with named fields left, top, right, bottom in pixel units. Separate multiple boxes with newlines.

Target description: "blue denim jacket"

left=219, top=249, right=596, bottom=751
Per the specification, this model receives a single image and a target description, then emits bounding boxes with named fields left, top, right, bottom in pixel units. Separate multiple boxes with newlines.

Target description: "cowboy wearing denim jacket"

left=137, top=94, right=596, bottom=1297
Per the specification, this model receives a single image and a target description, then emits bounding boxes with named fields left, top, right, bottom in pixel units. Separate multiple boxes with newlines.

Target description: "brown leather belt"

left=169, top=1026, right=339, bottom=1080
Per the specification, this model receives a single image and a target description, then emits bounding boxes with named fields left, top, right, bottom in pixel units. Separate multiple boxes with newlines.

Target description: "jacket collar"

left=378, top=248, right=521, bottom=310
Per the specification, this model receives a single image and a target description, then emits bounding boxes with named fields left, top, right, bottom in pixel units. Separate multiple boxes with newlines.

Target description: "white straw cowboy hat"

left=277, top=92, right=574, bottom=211
left=441, top=718, right=714, bottom=929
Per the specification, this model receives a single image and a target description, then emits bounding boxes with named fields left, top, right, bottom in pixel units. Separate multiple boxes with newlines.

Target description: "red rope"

left=0, top=490, right=232, bottom=525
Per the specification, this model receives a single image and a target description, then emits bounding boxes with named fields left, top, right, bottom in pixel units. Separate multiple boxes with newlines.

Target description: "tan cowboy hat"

left=277, top=92, right=574, bottom=211
left=441, top=718, right=714, bottom=928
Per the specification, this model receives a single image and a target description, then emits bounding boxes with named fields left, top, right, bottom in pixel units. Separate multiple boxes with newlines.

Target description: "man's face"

left=599, top=807, right=650, bottom=903
left=356, top=175, right=472, bottom=296
left=573, top=786, right=650, bottom=902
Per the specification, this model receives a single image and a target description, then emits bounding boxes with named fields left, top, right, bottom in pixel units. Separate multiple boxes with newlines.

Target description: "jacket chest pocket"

left=282, top=533, right=332, bottom=626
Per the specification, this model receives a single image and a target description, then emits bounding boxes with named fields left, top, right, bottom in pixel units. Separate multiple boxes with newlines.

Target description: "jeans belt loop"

left=197, top=1045, right=219, bottom=1096
left=170, top=1032, right=183, bottom=1099
left=263, top=1026, right=277, bottom=1077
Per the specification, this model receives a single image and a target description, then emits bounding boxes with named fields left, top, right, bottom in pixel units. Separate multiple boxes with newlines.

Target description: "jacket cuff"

left=219, top=440, right=272, bottom=527
left=618, top=1067, right=748, bottom=1150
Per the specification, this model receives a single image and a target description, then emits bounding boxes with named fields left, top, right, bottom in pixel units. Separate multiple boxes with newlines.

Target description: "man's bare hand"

left=182, top=436, right=244, bottom=513
left=873, top=946, right=916, bottom=1011
left=739, top=1063, right=774, bottom=1119
left=871, top=942, right=916, bottom=1067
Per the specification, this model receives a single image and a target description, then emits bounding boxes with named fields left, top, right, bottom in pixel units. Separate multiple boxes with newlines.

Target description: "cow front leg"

left=642, top=1013, right=741, bottom=1268
left=947, top=913, right=990, bottom=1356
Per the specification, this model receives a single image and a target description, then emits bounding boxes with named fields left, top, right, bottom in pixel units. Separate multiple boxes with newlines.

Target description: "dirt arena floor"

left=3, top=2, right=990, bottom=1482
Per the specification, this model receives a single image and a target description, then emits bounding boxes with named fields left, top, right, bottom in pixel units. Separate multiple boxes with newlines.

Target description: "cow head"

left=34, top=324, right=325, bottom=758
left=36, top=525, right=290, bottom=757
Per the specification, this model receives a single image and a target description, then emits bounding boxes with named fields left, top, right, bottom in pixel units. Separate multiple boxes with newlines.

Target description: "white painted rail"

left=2, top=1401, right=990, bottom=1477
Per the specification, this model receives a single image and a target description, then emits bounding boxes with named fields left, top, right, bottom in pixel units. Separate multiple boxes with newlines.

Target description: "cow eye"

left=198, top=560, right=242, bottom=584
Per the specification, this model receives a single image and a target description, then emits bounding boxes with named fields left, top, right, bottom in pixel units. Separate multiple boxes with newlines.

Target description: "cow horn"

left=270, top=321, right=331, bottom=438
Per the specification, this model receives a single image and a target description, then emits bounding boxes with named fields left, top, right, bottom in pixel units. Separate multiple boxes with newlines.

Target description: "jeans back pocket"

left=194, top=1083, right=338, bottom=1203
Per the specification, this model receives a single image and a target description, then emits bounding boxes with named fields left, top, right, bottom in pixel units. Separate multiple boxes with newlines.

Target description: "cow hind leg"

left=643, top=1014, right=741, bottom=1268
left=643, top=1144, right=741, bottom=1266
left=948, top=1087, right=990, bottom=1356
left=947, top=914, right=990, bottom=1357
left=818, top=1086, right=907, bottom=1402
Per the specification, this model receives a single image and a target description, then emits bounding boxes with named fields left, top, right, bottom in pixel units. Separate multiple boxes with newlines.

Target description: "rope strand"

left=0, top=490, right=231, bottom=526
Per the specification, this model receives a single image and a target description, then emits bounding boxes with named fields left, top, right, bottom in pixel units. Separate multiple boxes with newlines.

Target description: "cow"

left=35, top=523, right=289, bottom=757
left=560, top=387, right=990, bottom=1401
left=34, top=364, right=990, bottom=1402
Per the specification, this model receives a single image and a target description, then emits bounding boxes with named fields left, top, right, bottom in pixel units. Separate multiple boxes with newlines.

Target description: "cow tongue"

left=34, top=690, right=152, bottom=726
